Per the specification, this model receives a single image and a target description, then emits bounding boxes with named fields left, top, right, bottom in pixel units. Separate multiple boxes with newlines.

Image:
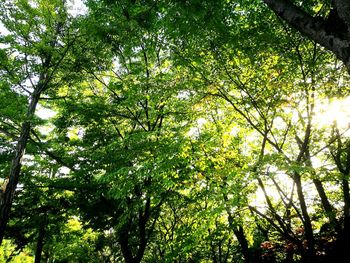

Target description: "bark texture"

left=263, top=0, right=350, bottom=71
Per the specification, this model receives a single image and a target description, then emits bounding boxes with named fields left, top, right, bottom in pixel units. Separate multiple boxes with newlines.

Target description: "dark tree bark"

left=262, top=0, right=350, bottom=72
left=233, top=225, right=251, bottom=263
left=312, top=179, right=339, bottom=228
left=293, top=172, right=315, bottom=262
left=328, top=131, right=350, bottom=261
left=333, top=0, right=350, bottom=29
left=119, top=216, right=149, bottom=263
left=119, top=223, right=135, bottom=263
left=34, top=220, right=46, bottom=263
left=119, top=195, right=161, bottom=263
left=224, top=197, right=252, bottom=263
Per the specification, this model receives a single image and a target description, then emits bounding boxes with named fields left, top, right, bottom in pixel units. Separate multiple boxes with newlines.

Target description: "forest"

left=1, top=0, right=350, bottom=262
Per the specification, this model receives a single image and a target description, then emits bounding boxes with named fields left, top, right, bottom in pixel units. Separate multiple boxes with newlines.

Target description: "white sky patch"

left=39, top=124, right=55, bottom=136
left=177, top=90, right=191, bottom=100
left=36, top=105, right=57, bottom=119
left=0, top=21, right=10, bottom=36
left=273, top=116, right=288, bottom=130
left=59, top=166, right=71, bottom=176
left=187, top=118, right=207, bottom=138
left=67, top=0, right=88, bottom=17
left=311, top=156, right=324, bottom=169
left=0, top=21, right=10, bottom=49
left=230, top=126, right=240, bottom=136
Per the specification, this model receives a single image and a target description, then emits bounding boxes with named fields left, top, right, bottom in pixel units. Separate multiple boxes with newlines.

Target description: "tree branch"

left=263, top=0, right=350, bottom=70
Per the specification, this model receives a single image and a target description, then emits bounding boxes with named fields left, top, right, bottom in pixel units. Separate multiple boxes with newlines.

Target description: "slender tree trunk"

left=293, top=173, right=315, bottom=262
left=313, top=179, right=339, bottom=228
left=0, top=90, right=41, bottom=244
left=134, top=208, right=148, bottom=263
left=224, top=190, right=252, bottom=263
left=119, top=203, right=150, bottom=263
left=119, top=224, right=135, bottom=263
left=233, top=225, right=251, bottom=263
left=338, top=178, right=350, bottom=258
left=342, top=178, right=350, bottom=225
left=35, top=221, right=46, bottom=263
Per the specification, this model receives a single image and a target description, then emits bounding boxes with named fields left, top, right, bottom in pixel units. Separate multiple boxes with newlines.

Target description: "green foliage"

left=0, top=239, right=33, bottom=262
left=1, top=0, right=350, bottom=262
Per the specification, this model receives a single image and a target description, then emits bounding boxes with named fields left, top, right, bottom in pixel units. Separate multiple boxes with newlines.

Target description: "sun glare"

left=315, top=96, right=350, bottom=130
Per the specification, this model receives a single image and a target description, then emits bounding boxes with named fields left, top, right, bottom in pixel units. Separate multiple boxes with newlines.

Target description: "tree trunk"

left=293, top=172, right=315, bottom=262
left=335, top=178, right=350, bottom=261
left=119, top=224, right=136, bottom=263
left=224, top=191, right=252, bottom=263
left=134, top=208, right=148, bottom=263
left=233, top=225, right=251, bottom=263
left=313, top=179, right=339, bottom=228
left=119, top=207, right=150, bottom=263
left=35, top=222, right=46, bottom=263
left=0, top=90, right=41, bottom=244
left=342, top=178, right=350, bottom=225
left=262, top=0, right=350, bottom=72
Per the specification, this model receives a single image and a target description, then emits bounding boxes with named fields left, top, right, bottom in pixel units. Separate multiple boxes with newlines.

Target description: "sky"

left=67, top=0, right=87, bottom=17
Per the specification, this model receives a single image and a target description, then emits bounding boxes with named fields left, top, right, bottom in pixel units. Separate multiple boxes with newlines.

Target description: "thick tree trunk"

left=334, top=0, right=350, bottom=29
left=262, top=0, right=350, bottom=72
left=119, top=224, right=147, bottom=263
left=0, top=90, right=41, bottom=244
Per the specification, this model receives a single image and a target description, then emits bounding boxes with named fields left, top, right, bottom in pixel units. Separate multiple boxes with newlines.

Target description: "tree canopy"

left=1, top=1, right=350, bottom=263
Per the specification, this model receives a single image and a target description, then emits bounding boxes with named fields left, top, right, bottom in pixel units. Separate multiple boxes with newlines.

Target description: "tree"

left=0, top=0, right=84, bottom=243
left=262, top=0, right=350, bottom=72
left=43, top=2, right=199, bottom=261
left=162, top=2, right=350, bottom=261
left=0, top=0, right=107, bottom=244
left=1, top=1, right=350, bottom=262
